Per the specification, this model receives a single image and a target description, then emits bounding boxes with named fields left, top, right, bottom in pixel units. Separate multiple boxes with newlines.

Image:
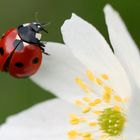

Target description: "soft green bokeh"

left=0, top=0, right=140, bottom=124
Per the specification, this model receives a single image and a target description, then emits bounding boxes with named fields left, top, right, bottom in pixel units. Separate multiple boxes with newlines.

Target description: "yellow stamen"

left=103, top=86, right=113, bottom=103
left=95, top=78, right=103, bottom=85
left=113, top=105, right=121, bottom=111
left=82, top=106, right=91, bottom=113
left=104, top=86, right=112, bottom=94
left=114, top=96, right=122, bottom=102
left=69, top=114, right=80, bottom=125
left=93, top=110, right=103, bottom=115
left=103, top=92, right=111, bottom=103
left=86, top=70, right=95, bottom=81
left=69, top=114, right=78, bottom=119
left=82, top=97, right=91, bottom=102
left=81, top=132, right=94, bottom=140
left=68, top=130, right=79, bottom=139
left=81, top=132, right=92, bottom=137
left=70, top=118, right=80, bottom=125
left=75, top=77, right=91, bottom=93
left=83, top=138, right=94, bottom=140
left=75, top=100, right=83, bottom=106
left=89, top=122, right=98, bottom=127
left=89, top=98, right=102, bottom=106
left=101, top=74, right=109, bottom=80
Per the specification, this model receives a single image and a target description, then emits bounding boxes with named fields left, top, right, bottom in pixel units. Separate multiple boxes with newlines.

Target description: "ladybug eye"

left=15, top=62, right=24, bottom=68
left=32, top=57, right=39, bottom=64
left=37, top=24, right=42, bottom=29
left=0, top=47, right=4, bottom=56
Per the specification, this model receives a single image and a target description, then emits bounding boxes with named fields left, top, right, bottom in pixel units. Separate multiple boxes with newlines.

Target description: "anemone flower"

left=0, top=4, right=140, bottom=140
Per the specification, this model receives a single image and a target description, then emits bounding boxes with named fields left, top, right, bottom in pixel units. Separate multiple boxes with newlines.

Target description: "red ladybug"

left=0, top=22, right=48, bottom=78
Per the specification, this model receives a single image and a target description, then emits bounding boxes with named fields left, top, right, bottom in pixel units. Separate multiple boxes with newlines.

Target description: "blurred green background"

left=0, top=0, right=140, bottom=124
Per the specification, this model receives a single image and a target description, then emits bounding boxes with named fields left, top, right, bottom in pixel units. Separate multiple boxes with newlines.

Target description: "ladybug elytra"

left=0, top=22, right=48, bottom=78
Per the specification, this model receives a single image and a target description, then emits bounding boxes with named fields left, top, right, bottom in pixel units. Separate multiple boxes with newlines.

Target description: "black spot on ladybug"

left=15, top=62, right=24, bottom=68
left=0, top=47, right=4, bottom=56
left=32, top=57, right=39, bottom=64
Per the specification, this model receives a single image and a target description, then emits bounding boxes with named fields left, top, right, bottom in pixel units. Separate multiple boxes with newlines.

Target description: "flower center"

left=68, top=70, right=128, bottom=139
left=98, top=108, right=126, bottom=136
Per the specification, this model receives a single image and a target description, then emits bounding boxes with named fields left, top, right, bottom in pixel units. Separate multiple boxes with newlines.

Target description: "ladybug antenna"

left=42, top=27, right=48, bottom=33
left=41, top=22, right=51, bottom=34
left=41, top=22, right=51, bottom=27
left=34, top=12, right=40, bottom=23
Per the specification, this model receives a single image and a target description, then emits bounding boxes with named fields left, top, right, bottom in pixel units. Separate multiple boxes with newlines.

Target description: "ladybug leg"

left=42, top=49, right=50, bottom=55
left=37, top=41, right=50, bottom=55
left=39, top=46, right=50, bottom=55
left=38, top=42, right=45, bottom=47
left=43, top=51, right=50, bottom=55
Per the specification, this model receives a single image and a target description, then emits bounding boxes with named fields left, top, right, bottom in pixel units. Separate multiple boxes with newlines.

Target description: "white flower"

left=0, top=4, right=140, bottom=140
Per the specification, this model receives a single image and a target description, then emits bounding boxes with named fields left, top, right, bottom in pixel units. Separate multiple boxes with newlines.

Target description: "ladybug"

left=0, top=22, right=48, bottom=78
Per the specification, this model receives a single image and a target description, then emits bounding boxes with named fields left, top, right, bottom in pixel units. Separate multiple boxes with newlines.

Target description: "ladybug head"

left=19, top=22, right=48, bottom=34
left=18, top=22, right=48, bottom=44
left=30, top=22, right=48, bottom=33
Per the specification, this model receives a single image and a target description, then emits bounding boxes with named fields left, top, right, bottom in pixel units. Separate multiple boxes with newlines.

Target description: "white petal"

left=104, top=4, right=140, bottom=88
left=104, top=5, right=140, bottom=138
left=0, top=99, right=78, bottom=140
left=61, top=14, right=131, bottom=98
left=31, top=42, right=89, bottom=102
left=123, top=85, right=140, bottom=139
